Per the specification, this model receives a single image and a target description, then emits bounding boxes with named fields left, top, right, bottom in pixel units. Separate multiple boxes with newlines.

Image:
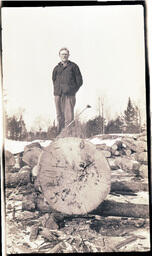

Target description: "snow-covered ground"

left=4, top=139, right=52, bottom=154
left=4, top=136, right=117, bottom=154
left=89, top=137, right=121, bottom=147
left=3, top=133, right=140, bottom=154
left=4, top=136, right=122, bottom=154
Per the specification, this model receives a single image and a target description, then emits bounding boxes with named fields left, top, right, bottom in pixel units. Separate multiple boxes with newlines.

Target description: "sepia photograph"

left=1, top=1, right=151, bottom=255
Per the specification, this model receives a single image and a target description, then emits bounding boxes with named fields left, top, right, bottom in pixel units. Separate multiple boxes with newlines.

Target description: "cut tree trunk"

left=22, top=147, right=42, bottom=167
left=38, top=137, right=111, bottom=215
left=5, top=169, right=31, bottom=188
left=91, top=200, right=149, bottom=218
left=5, top=150, right=15, bottom=169
left=111, top=181, right=148, bottom=193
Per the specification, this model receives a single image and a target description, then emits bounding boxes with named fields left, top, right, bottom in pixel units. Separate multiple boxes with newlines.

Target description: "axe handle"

left=66, top=107, right=87, bottom=128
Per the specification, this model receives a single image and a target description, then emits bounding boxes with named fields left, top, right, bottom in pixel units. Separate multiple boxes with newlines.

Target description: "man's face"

left=59, top=50, right=69, bottom=63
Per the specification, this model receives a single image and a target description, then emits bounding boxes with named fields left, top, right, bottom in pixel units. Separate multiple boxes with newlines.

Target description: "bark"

left=5, top=169, right=31, bottom=188
left=22, top=147, right=42, bottom=167
left=24, top=142, right=42, bottom=153
left=90, top=216, right=148, bottom=236
left=5, top=150, right=15, bottom=168
left=111, top=181, right=148, bottom=193
left=121, top=138, right=147, bottom=153
left=91, top=200, right=149, bottom=218
left=114, top=157, right=140, bottom=171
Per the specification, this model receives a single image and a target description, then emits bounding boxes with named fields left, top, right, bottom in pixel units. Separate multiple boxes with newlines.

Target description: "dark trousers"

left=55, top=95, right=76, bottom=133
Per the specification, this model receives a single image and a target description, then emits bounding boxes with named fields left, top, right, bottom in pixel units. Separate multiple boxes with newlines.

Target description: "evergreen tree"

left=124, top=97, right=135, bottom=125
left=5, top=113, right=27, bottom=140
left=105, top=115, right=124, bottom=134
left=85, top=116, right=106, bottom=137
left=124, top=97, right=141, bottom=133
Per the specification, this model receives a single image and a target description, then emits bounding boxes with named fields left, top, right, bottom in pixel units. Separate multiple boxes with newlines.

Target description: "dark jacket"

left=52, top=61, right=83, bottom=96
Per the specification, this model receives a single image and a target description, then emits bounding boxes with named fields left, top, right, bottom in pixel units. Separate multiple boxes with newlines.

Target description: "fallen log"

left=111, top=181, right=148, bottom=193
left=139, top=164, right=148, bottom=178
left=15, top=210, right=40, bottom=221
left=91, top=200, right=149, bottom=218
left=5, top=150, right=15, bottom=170
left=38, top=137, right=111, bottom=215
left=90, top=215, right=148, bottom=236
left=5, top=168, right=31, bottom=188
left=115, top=236, right=138, bottom=250
left=121, top=138, right=147, bottom=153
left=96, top=144, right=111, bottom=151
left=24, top=142, right=42, bottom=153
left=22, top=147, right=42, bottom=167
left=114, top=157, right=140, bottom=171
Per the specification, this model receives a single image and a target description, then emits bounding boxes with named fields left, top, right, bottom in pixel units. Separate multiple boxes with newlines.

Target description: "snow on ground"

left=96, top=133, right=137, bottom=137
left=4, top=139, right=52, bottom=154
left=5, top=136, right=120, bottom=154
left=3, top=133, right=140, bottom=154
left=89, top=137, right=121, bottom=147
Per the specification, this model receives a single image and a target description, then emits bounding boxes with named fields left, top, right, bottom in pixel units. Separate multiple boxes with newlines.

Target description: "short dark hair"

left=59, top=47, right=69, bottom=55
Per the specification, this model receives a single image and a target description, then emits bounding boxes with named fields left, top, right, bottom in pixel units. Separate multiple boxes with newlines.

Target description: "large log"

left=5, top=150, right=15, bottom=170
left=121, top=138, right=147, bottom=153
left=114, top=157, right=140, bottom=171
left=5, top=168, right=31, bottom=188
left=111, top=181, right=148, bottom=193
left=22, top=147, right=42, bottom=167
left=38, top=137, right=111, bottom=215
left=91, top=200, right=149, bottom=218
left=24, top=142, right=42, bottom=153
left=90, top=216, right=148, bottom=236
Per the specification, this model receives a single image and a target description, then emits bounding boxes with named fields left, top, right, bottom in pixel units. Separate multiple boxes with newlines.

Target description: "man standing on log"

left=52, top=48, right=83, bottom=134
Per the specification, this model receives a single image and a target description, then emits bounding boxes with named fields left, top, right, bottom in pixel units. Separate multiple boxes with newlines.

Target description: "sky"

left=1, top=5, right=147, bottom=131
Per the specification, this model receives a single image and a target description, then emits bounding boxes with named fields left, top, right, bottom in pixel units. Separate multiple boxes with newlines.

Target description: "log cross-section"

left=38, top=137, right=111, bottom=215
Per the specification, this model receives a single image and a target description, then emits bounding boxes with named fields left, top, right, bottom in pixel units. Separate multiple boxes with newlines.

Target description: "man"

left=52, top=48, right=83, bottom=134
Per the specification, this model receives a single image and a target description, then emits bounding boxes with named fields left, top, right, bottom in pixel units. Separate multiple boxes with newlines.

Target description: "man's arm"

left=52, top=67, right=57, bottom=84
left=73, top=64, right=83, bottom=90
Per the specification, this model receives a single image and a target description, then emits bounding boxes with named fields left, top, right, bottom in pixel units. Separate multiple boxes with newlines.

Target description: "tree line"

left=4, top=97, right=145, bottom=141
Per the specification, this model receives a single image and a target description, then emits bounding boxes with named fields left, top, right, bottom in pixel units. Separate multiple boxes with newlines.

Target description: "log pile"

left=4, top=131, right=150, bottom=253
left=96, top=132, right=149, bottom=179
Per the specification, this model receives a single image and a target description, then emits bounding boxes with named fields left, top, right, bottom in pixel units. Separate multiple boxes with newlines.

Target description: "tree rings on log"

left=38, top=137, right=111, bottom=215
